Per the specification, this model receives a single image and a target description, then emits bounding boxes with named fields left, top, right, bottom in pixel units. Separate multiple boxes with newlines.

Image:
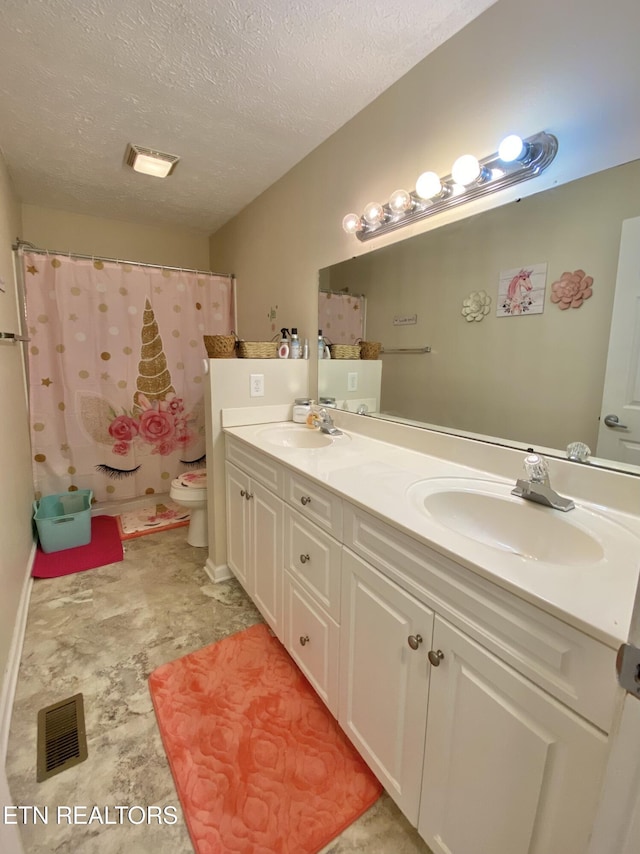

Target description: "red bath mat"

left=149, top=623, right=382, bottom=854
left=32, top=514, right=124, bottom=578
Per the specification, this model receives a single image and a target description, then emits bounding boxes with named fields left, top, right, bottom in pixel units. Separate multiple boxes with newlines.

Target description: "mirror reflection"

left=318, top=159, right=640, bottom=473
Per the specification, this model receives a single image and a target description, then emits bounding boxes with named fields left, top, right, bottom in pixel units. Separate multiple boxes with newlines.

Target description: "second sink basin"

left=258, top=424, right=337, bottom=449
left=406, top=477, right=606, bottom=566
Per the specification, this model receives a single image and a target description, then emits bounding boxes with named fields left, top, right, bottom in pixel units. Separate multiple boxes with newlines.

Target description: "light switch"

left=347, top=372, right=358, bottom=392
left=250, top=374, right=264, bottom=397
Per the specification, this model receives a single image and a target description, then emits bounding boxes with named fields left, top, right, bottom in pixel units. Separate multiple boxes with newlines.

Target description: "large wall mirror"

left=318, top=158, right=640, bottom=474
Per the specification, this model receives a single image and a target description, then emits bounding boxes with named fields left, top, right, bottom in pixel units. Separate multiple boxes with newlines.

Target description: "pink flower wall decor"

left=550, top=269, right=594, bottom=309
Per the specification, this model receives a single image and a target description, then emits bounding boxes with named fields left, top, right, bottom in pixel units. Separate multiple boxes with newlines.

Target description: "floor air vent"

left=37, top=693, right=88, bottom=781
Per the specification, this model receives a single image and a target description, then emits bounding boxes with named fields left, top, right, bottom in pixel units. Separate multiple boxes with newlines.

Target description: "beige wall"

left=209, top=0, right=640, bottom=408
left=0, top=156, right=31, bottom=719
left=22, top=205, right=211, bottom=269
left=324, top=161, right=640, bottom=451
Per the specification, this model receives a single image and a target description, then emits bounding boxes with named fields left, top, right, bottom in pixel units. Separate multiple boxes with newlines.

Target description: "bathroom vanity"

left=223, top=416, right=640, bottom=854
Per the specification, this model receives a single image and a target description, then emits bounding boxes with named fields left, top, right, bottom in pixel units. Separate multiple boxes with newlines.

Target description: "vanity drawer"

left=343, top=504, right=617, bottom=732
left=285, top=507, right=342, bottom=621
left=283, top=571, right=340, bottom=716
left=225, top=435, right=284, bottom=492
left=284, top=470, right=343, bottom=539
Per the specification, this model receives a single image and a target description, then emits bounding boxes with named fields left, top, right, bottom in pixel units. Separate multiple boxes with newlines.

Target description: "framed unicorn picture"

left=496, top=262, right=548, bottom=317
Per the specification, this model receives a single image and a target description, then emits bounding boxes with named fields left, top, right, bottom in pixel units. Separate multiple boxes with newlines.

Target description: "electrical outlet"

left=347, top=372, right=358, bottom=392
left=250, top=374, right=264, bottom=398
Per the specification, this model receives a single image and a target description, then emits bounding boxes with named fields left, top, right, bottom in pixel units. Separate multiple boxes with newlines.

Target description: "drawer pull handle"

left=300, top=635, right=310, bottom=646
left=300, top=496, right=311, bottom=506
left=407, top=634, right=423, bottom=650
left=428, top=649, right=445, bottom=666
left=300, top=553, right=310, bottom=564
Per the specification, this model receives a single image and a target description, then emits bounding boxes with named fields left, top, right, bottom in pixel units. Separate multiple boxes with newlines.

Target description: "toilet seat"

left=171, top=468, right=207, bottom=492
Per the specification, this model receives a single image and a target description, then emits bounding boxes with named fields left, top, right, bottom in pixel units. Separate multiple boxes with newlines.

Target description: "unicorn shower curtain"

left=24, top=252, right=234, bottom=502
left=318, top=292, right=365, bottom=345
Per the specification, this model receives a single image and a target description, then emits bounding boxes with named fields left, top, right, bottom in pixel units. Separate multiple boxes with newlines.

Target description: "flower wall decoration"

left=550, top=269, right=594, bottom=309
left=461, top=290, right=491, bottom=322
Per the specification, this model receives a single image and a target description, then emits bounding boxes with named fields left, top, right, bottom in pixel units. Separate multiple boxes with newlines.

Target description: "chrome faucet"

left=511, top=453, right=575, bottom=512
left=311, top=406, right=343, bottom=436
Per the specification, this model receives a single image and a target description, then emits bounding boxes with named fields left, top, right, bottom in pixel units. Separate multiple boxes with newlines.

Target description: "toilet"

left=169, top=468, right=208, bottom=547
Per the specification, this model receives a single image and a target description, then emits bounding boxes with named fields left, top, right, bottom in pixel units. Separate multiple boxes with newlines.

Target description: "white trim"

left=0, top=543, right=35, bottom=765
left=204, top=557, right=232, bottom=584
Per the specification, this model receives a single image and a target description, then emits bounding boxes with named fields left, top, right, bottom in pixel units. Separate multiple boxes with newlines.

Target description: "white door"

left=588, top=573, right=640, bottom=854
left=596, top=216, right=640, bottom=463
left=251, top=482, right=284, bottom=640
left=419, top=616, right=607, bottom=854
left=339, top=548, right=433, bottom=824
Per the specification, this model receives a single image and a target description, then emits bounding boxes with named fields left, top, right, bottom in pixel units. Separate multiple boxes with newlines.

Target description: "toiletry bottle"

left=303, top=338, right=309, bottom=359
left=278, top=328, right=290, bottom=359
left=317, top=330, right=324, bottom=360
left=290, top=327, right=301, bottom=359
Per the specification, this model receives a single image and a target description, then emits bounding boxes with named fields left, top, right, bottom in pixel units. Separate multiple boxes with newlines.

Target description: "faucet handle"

left=566, top=442, right=591, bottom=463
left=524, top=453, right=549, bottom=483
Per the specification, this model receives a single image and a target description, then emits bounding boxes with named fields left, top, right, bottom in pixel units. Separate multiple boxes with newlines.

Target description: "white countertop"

left=224, top=421, right=640, bottom=648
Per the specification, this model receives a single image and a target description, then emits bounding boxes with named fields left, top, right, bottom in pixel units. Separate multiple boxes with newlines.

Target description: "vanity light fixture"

left=343, top=130, right=558, bottom=242
left=125, top=143, right=180, bottom=178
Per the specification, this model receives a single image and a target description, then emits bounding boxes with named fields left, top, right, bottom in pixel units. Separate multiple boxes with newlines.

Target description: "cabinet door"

left=419, top=616, right=608, bottom=854
left=251, top=481, right=284, bottom=640
left=339, top=548, right=434, bottom=825
left=283, top=571, right=340, bottom=715
left=225, top=462, right=251, bottom=591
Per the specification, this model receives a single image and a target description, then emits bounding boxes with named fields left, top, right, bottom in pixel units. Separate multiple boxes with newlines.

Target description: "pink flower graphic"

left=107, top=394, right=195, bottom=457
left=108, top=415, right=139, bottom=442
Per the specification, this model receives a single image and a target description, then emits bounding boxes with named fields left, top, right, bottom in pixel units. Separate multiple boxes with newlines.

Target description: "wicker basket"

left=203, top=334, right=236, bottom=358
left=237, top=340, right=278, bottom=359
left=359, top=340, right=382, bottom=360
left=330, top=343, right=361, bottom=359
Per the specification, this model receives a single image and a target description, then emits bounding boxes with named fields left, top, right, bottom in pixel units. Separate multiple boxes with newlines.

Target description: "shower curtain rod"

left=12, top=239, right=234, bottom=279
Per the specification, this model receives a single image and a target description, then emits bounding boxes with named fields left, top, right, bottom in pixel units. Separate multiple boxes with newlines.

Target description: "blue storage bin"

left=33, top=490, right=93, bottom=553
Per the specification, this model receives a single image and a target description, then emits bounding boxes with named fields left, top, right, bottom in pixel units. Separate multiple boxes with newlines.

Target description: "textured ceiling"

left=0, top=0, right=495, bottom=234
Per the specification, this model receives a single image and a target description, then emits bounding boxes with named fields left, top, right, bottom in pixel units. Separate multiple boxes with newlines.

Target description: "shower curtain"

left=318, top=291, right=365, bottom=344
left=23, top=252, right=234, bottom=502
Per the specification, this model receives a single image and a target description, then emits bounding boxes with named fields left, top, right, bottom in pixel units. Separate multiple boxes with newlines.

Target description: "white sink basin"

left=257, top=424, right=346, bottom=449
left=406, top=477, right=610, bottom=566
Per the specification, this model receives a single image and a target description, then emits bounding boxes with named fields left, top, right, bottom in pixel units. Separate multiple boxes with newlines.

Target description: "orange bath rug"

left=148, top=622, right=382, bottom=854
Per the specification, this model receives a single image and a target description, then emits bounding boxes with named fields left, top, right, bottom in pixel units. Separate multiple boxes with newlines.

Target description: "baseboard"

left=204, top=557, right=232, bottom=584
left=0, top=542, right=35, bottom=766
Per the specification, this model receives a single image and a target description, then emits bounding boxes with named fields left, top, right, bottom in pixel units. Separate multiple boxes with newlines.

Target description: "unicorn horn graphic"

left=134, top=298, right=175, bottom=406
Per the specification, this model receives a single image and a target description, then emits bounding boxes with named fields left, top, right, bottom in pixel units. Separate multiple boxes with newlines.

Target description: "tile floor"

left=6, top=527, right=431, bottom=853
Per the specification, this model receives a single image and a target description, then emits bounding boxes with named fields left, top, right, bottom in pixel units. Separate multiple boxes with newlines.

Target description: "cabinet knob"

left=407, top=634, right=423, bottom=650
left=300, top=496, right=311, bottom=506
left=299, top=635, right=310, bottom=646
left=240, top=489, right=246, bottom=497
left=245, top=492, right=253, bottom=500
left=300, top=553, right=310, bottom=564
left=428, top=649, right=445, bottom=666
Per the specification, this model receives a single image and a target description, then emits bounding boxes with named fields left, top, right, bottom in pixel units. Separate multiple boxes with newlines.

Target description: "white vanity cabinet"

left=225, top=440, right=285, bottom=640
left=342, top=502, right=613, bottom=854
left=224, top=431, right=617, bottom=853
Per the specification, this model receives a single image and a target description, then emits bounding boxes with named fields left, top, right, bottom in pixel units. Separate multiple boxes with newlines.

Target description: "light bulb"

left=342, top=213, right=362, bottom=234
left=388, top=189, right=413, bottom=214
left=498, top=134, right=526, bottom=163
left=415, top=171, right=442, bottom=200
left=451, top=154, right=481, bottom=186
left=363, top=202, right=385, bottom=225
